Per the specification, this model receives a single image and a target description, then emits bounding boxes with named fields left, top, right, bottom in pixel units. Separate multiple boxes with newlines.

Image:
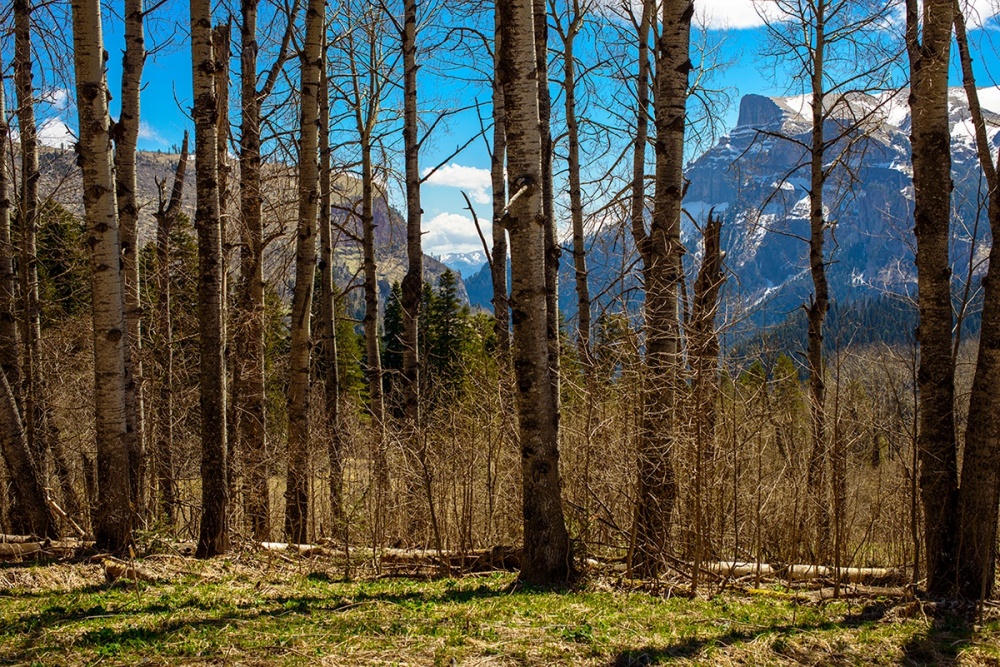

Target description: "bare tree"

left=191, top=0, right=229, bottom=558
left=553, top=0, right=592, bottom=365
left=285, top=0, right=324, bottom=545
left=13, top=0, right=43, bottom=466
left=234, top=0, right=299, bottom=542
left=400, top=0, right=423, bottom=490
left=905, top=0, right=957, bottom=595
left=0, top=54, right=21, bottom=419
left=490, top=2, right=509, bottom=357
left=944, top=0, right=1000, bottom=600
left=754, top=0, right=898, bottom=562
left=631, top=0, right=692, bottom=579
left=686, top=212, right=724, bottom=592
left=113, top=0, right=148, bottom=513
left=71, top=0, right=132, bottom=551
left=498, top=0, right=571, bottom=585
left=317, top=40, right=345, bottom=535
left=152, top=133, right=189, bottom=524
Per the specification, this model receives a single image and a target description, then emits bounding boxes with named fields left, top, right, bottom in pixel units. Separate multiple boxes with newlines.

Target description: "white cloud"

left=695, top=0, right=778, bottom=30
left=962, top=0, right=1000, bottom=27
left=138, top=120, right=167, bottom=145
left=43, top=88, right=71, bottom=111
left=695, top=0, right=999, bottom=30
left=421, top=163, right=492, bottom=204
left=422, top=212, right=491, bottom=255
left=36, top=118, right=76, bottom=148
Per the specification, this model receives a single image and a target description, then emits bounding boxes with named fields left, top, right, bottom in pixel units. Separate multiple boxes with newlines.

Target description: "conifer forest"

left=2, top=0, right=1000, bottom=664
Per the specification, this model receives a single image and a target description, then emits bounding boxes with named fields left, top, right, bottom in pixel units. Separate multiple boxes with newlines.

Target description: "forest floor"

left=1, top=548, right=999, bottom=666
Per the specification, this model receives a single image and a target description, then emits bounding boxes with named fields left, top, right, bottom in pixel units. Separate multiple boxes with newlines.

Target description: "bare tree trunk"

left=114, top=0, right=147, bottom=518
left=632, top=0, right=691, bottom=579
left=491, top=6, right=509, bottom=358
left=560, top=6, right=590, bottom=365
left=152, top=133, right=188, bottom=525
left=905, top=0, right=958, bottom=595
left=498, top=0, right=571, bottom=586
left=629, top=0, right=652, bottom=267
left=72, top=0, right=132, bottom=551
left=533, top=0, right=560, bottom=430
left=317, top=52, right=344, bottom=536
left=236, top=0, right=270, bottom=542
left=13, top=0, right=43, bottom=468
left=0, top=53, right=21, bottom=418
left=400, top=0, right=426, bottom=541
left=687, top=213, right=723, bottom=593
left=0, top=372, right=52, bottom=537
left=284, top=0, right=323, bottom=545
left=952, top=3, right=1000, bottom=600
left=804, top=3, right=830, bottom=563
left=212, top=22, right=233, bottom=502
left=191, top=0, right=229, bottom=557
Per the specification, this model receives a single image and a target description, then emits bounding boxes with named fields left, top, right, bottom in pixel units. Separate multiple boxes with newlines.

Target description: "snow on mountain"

left=437, top=251, right=488, bottom=278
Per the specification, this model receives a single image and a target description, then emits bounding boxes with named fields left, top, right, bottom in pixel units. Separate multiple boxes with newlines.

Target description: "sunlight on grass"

left=1, top=558, right=998, bottom=665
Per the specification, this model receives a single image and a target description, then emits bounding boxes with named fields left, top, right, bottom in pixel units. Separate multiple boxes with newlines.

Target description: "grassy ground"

left=1, top=554, right=998, bottom=666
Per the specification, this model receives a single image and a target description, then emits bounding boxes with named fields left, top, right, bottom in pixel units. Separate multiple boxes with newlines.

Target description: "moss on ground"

left=0, top=556, right=997, bottom=666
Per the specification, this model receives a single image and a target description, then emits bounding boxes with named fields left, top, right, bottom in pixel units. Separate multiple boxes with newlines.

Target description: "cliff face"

left=466, top=88, right=998, bottom=335
left=681, top=87, right=998, bottom=323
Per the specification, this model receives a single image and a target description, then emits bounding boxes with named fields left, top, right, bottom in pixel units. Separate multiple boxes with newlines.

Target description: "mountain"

left=436, top=251, right=488, bottom=278
left=467, top=87, right=997, bottom=344
left=30, top=146, right=468, bottom=308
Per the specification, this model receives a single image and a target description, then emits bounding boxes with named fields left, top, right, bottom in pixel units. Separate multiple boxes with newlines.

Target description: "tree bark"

left=113, top=0, right=147, bottom=516
left=631, top=0, right=691, bottom=579
left=905, top=0, right=958, bottom=595
left=191, top=0, right=229, bottom=558
left=686, top=213, right=723, bottom=592
left=560, top=5, right=590, bottom=365
left=72, top=0, right=133, bottom=551
left=0, top=372, right=52, bottom=537
left=317, top=50, right=344, bottom=537
left=400, top=0, right=426, bottom=541
left=13, top=0, right=43, bottom=468
left=805, top=2, right=830, bottom=563
left=0, top=54, right=22, bottom=417
left=491, top=4, right=509, bottom=358
left=533, top=0, right=560, bottom=433
left=284, top=0, right=323, bottom=545
left=236, top=0, right=270, bottom=542
left=952, top=2, right=1000, bottom=600
left=629, top=0, right=653, bottom=264
left=498, top=0, right=571, bottom=586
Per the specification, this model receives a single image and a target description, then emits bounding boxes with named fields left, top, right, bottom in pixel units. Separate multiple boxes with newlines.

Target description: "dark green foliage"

left=381, top=282, right=404, bottom=417
left=425, top=270, right=472, bottom=400
left=35, top=201, right=90, bottom=323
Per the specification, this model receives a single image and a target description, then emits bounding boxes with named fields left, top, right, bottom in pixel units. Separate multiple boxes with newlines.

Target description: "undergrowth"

left=1, top=554, right=998, bottom=666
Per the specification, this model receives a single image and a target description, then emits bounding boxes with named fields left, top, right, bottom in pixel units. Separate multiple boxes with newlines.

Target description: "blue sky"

left=8, top=0, right=1000, bottom=257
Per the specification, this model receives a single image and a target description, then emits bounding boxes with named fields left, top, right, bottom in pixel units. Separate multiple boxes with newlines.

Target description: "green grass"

left=1, top=557, right=998, bottom=666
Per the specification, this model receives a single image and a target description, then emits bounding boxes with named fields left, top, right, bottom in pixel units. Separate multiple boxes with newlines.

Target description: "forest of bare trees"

left=1, top=0, right=1000, bottom=608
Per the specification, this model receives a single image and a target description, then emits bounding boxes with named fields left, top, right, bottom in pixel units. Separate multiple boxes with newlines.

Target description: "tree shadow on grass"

left=899, top=611, right=974, bottom=666
left=609, top=603, right=923, bottom=667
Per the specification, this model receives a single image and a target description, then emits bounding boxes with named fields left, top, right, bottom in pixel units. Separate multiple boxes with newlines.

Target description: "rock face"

left=680, top=87, right=997, bottom=324
left=449, top=89, right=1000, bottom=334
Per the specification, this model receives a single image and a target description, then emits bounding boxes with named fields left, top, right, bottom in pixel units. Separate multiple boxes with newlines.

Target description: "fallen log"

left=0, top=534, right=39, bottom=543
left=704, top=562, right=775, bottom=578
left=260, top=542, right=328, bottom=557
left=0, top=542, right=44, bottom=559
left=103, top=558, right=158, bottom=584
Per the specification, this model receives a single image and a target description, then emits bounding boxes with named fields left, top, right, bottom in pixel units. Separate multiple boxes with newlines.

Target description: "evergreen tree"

left=382, top=281, right=405, bottom=416
left=427, top=269, right=471, bottom=399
